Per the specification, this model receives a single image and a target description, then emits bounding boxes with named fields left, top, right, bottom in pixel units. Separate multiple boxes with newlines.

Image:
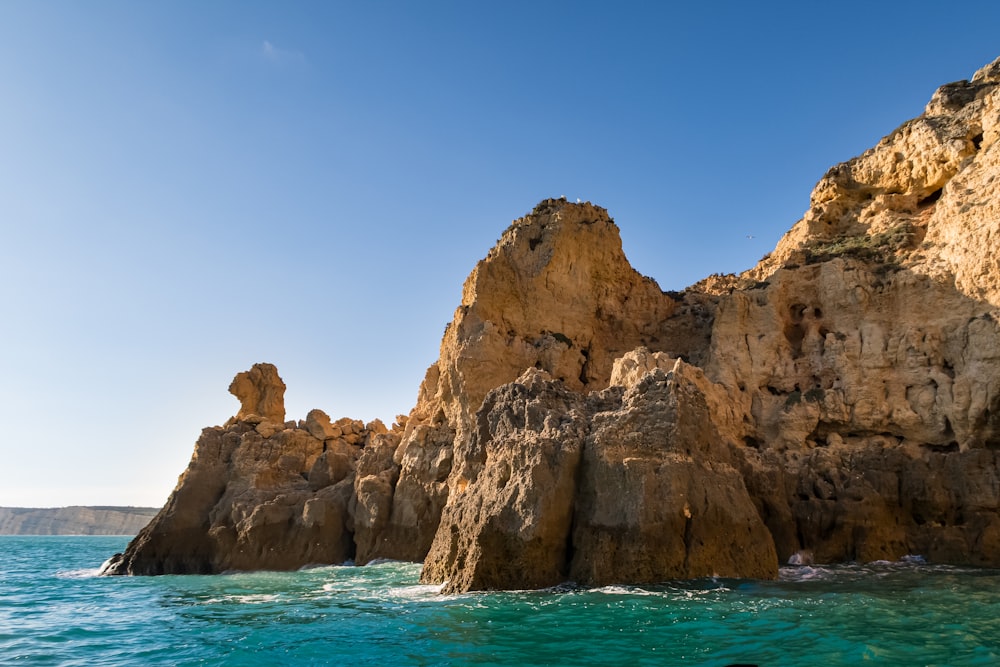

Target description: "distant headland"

left=0, top=506, right=160, bottom=535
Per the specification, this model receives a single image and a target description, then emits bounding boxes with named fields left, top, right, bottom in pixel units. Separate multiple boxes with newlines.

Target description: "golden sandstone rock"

left=228, top=362, right=286, bottom=425
left=107, top=56, right=1000, bottom=589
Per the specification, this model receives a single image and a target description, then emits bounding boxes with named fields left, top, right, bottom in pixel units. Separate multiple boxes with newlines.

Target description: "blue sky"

left=2, top=1, right=999, bottom=507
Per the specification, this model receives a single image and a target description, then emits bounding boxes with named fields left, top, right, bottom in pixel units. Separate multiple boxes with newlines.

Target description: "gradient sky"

left=2, top=1, right=999, bottom=507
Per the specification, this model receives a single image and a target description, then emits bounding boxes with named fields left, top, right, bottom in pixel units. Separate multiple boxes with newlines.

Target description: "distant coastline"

left=0, top=506, right=159, bottom=535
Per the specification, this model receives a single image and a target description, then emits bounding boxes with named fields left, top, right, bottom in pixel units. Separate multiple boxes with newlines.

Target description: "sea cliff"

left=105, top=56, right=1000, bottom=591
left=0, top=506, right=159, bottom=535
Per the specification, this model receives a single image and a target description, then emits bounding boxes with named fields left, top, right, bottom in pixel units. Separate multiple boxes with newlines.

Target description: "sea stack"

left=107, top=56, right=1000, bottom=591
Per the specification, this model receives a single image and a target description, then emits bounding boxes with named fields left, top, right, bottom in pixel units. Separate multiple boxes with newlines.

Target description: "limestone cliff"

left=108, top=56, right=1000, bottom=590
left=694, top=55, right=1000, bottom=565
left=0, top=506, right=159, bottom=535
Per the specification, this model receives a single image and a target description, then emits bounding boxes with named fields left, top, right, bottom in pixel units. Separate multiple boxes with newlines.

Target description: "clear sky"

left=1, top=1, right=998, bottom=507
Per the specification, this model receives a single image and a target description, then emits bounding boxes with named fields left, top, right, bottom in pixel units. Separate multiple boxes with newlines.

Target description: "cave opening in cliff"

left=918, top=188, right=944, bottom=208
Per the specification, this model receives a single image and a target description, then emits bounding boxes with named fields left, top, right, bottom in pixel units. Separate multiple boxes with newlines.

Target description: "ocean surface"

left=2, top=537, right=1000, bottom=666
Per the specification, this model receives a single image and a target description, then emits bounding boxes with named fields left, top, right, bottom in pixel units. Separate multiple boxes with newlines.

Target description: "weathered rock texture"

left=422, top=364, right=776, bottom=593
left=103, top=363, right=392, bottom=574
left=693, top=55, right=1000, bottom=567
left=350, top=201, right=682, bottom=564
left=109, top=57, right=1000, bottom=590
left=229, top=363, right=286, bottom=424
left=0, top=506, right=159, bottom=535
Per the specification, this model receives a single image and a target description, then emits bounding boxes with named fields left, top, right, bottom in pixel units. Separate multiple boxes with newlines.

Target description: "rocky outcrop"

left=109, top=57, right=1000, bottom=591
left=420, top=369, right=593, bottom=592
left=421, top=364, right=776, bottom=593
left=693, top=56, right=1000, bottom=566
left=102, top=363, right=389, bottom=574
left=0, top=506, right=159, bottom=535
left=350, top=201, right=681, bottom=563
left=229, top=363, right=286, bottom=424
left=570, top=361, right=776, bottom=585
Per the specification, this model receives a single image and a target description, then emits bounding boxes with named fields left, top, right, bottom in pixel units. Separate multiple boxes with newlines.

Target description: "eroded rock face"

left=570, top=363, right=777, bottom=585
left=748, top=55, right=1000, bottom=300
left=432, top=200, right=677, bottom=431
left=351, top=200, right=680, bottom=562
left=229, top=363, right=286, bottom=424
left=708, top=255, right=1000, bottom=564
left=102, top=367, right=377, bottom=575
left=419, top=56, right=1000, bottom=589
left=686, top=57, right=1000, bottom=568
left=420, top=369, right=595, bottom=592
left=421, top=364, right=777, bottom=593
left=111, top=56, right=1000, bottom=590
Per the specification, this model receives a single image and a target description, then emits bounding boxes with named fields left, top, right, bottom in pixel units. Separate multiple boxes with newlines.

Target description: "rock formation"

left=103, top=363, right=393, bottom=574
left=229, top=363, right=286, bottom=424
left=421, top=363, right=776, bottom=593
left=108, top=56, right=1000, bottom=590
left=350, top=200, right=683, bottom=564
left=695, top=55, right=1000, bottom=566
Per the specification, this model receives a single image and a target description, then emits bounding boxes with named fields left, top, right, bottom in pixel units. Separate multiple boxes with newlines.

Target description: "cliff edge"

left=106, top=56, right=1000, bottom=590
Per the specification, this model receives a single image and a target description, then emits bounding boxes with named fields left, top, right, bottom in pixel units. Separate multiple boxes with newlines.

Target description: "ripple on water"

left=5, top=538, right=1000, bottom=665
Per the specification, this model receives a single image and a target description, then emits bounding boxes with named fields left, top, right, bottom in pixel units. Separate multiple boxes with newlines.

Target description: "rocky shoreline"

left=105, top=56, right=1000, bottom=591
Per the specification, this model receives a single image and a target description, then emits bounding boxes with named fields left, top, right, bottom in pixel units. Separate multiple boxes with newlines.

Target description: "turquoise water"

left=2, top=537, right=1000, bottom=665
